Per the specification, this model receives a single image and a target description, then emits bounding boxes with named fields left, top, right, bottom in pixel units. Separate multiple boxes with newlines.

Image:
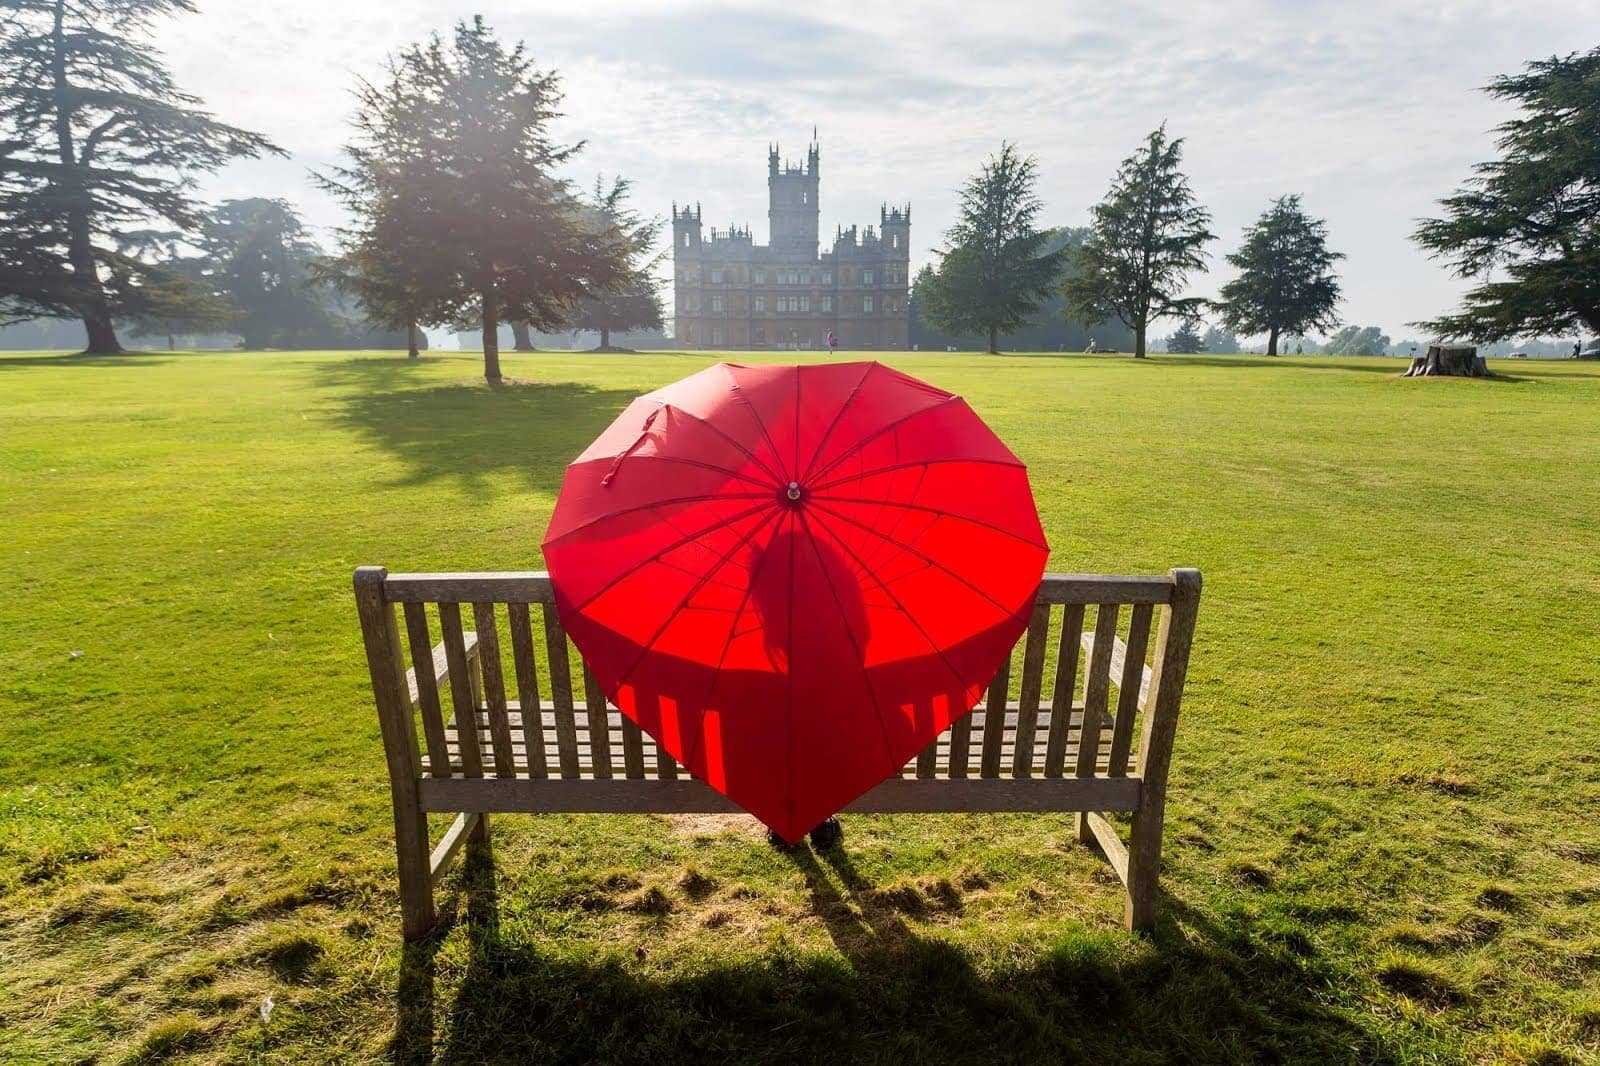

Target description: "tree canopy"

left=0, top=0, right=278, bottom=352
left=917, top=143, right=1066, bottom=354
left=1166, top=319, right=1205, bottom=353
left=332, top=17, right=627, bottom=382
left=569, top=176, right=664, bottom=350
left=1063, top=126, right=1214, bottom=358
left=1215, top=195, right=1343, bottom=355
left=1413, top=48, right=1600, bottom=342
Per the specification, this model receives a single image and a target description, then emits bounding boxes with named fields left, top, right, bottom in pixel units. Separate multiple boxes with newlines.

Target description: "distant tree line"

left=916, top=130, right=1341, bottom=356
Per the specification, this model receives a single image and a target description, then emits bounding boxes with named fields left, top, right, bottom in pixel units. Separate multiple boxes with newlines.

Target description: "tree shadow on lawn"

left=394, top=837, right=1399, bottom=1065
left=313, top=357, right=640, bottom=499
left=0, top=351, right=177, bottom=369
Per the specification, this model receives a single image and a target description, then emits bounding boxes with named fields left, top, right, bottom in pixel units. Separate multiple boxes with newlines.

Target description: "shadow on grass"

left=0, top=351, right=177, bottom=369
left=313, top=357, right=639, bottom=498
left=394, top=835, right=1398, bottom=1065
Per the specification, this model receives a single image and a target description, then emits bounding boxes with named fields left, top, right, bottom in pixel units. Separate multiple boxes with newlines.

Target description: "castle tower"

left=880, top=203, right=911, bottom=261
left=672, top=201, right=703, bottom=254
left=767, top=139, right=819, bottom=258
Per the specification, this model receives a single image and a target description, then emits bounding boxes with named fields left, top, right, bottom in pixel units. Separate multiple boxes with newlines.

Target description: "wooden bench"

left=354, top=566, right=1201, bottom=940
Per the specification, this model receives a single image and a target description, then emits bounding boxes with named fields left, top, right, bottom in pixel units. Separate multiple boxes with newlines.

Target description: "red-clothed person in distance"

left=543, top=362, right=1049, bottom=842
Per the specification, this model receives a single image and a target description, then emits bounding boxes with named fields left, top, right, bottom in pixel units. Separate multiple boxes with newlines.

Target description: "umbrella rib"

left=785, top=507, right=797, bottom=836
left=808, top=494, right=1048, bottom=549
left=718, top=365, right=791, bottom=483
left=806, top=500, right=1018, bottom=620
left=619, top=453, right=777, bottom=490
left=796, top=509, right=896, bottom=766
left=797, top=362, right=876, bottom=485
left=805, top=396, right=960, bottom=487
left=566, top=500, right=776, bottom=612
left=544, top=492, right=773, bottom=549
left=665, top=404, right=787, bottom=487
left=609, top=506, right=785, bottom=694
left=810, top=456, right=1024, bottom=496
left=805, top=508, right=977, bottom=698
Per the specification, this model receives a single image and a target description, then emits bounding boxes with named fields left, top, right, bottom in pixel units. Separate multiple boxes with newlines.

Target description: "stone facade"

left=673, top=140, right=910, bottom=350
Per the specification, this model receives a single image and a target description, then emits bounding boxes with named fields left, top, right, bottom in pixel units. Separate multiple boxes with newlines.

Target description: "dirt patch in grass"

left=664, top=814, right=767, bottom=841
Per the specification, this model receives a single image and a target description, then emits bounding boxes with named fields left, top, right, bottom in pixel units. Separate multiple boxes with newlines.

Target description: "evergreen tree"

left=1216, top=195, right=1343, bottom=355
left=1064, top=126, right=1214, bottom=358
left=918, top=143, right=1066, bottom=354
left=315, top=68, right=438, bottom=359
left=339, top=17, right=626, bottom=383
left=1414, top=48, right=1600, bottom=341
left=570, top=176, right=664, bottom=350
left=200, top=198, right=335, bottom=349
left=1167, top=319, right=1205, bottom=353
left=1324, top=325, right=1391, bottom=356
left=0, top=0, right=277, bottom=352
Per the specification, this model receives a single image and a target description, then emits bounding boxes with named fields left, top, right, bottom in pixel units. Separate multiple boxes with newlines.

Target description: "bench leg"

left=394, top=792, right=436, bottom=941
left=1124, top=804, right=1161, bottom=933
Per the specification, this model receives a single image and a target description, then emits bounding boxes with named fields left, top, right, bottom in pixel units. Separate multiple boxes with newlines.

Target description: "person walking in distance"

left=826, top=329, right=838, bottom=357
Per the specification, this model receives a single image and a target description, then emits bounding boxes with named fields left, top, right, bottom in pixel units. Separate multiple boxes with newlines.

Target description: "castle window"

left=863, top=269, right=875, bottom=285
left=682, top=233, right=689, bottom=248
left=863, top=295, right=874, bottom=312
left=755, top=327, right=766, bottom=344
left=712, top=325, right=724, bottom=345
left=892, top=234, right=899, bottom=249
left=710, top=269, right=725, bottom=284
left=754, top=295, right=765, bottom=312
left=801, top=191, right=808, bottom=205
left=710, top=295, right=724, bottom=312
left=822, top=271, right=833, bottom=285
left=754, top=269, right=765, bottom=284
left=822, top=295, right=833, bottom=312
left=799, top=296, right=810, bottom=312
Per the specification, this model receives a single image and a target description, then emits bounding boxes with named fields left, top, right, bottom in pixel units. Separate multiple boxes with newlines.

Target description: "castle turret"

left=767, top=137, right=819, bottom=258
left=672, top=201, right=703, bottom=253
left=881, top=203, right=911, bottom=259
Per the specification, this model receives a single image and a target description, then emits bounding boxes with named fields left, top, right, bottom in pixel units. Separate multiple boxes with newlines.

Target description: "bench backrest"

left=355, top=568, right=1200, bottom=813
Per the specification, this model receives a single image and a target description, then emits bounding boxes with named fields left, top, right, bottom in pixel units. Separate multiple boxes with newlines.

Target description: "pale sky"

left=156, top=0, right=1600, bottom=343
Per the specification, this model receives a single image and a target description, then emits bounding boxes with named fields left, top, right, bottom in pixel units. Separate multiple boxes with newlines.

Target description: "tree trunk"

left=53, top=1, right=120, bottom=356
left=599, top=326, right=611, bottom=350
left=1404, top=346, right=1491, bottom=378
left=482, top=289, right=502, bottom=384
left=406, top=319, right=420, bottom=359
left=1134, top=324, right=1146, bottom=359
left=1267, top=327, right=1279, bottom=356
left=511, top=320, right=533, bottom=351
left=988, top=325, right=998, bottom=355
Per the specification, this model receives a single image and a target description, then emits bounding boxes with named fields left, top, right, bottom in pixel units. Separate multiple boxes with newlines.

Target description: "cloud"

left=157, top=0, right=1600, bottom=339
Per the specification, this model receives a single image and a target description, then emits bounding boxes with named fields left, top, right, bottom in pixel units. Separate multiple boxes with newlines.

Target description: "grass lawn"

left=3, top=347, right=1599, bottom=1063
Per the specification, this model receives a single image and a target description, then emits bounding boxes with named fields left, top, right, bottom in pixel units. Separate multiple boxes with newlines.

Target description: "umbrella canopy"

left=543, top=362, right=1048, bottom=841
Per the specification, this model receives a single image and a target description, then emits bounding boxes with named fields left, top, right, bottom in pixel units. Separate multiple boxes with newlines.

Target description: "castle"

left=672, top=138, right=910, bottom=350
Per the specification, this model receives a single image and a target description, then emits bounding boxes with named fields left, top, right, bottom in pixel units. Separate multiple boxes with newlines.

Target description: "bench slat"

left=472, top=603, right=518, bottom=778
left=541, top=603, right=581, bottom=779
left=418, top=773, right=1143, bottom=815
left=1075, top=605, right=1119, bottom=781
left=401, top=602, right=452, bottom=778
left=505, top=603, right=547, bottom=779
left=1044, top=603, right=1084, bottom=777
left=581, top=665, right=613, bottom=780
left=1013, top=602, right=1051, bottom=777
left=1106, top=603, right=1153, bottom=777
left=979, top=651, right=1011, bottom=778
left=438, top=604, right=484, bottom=777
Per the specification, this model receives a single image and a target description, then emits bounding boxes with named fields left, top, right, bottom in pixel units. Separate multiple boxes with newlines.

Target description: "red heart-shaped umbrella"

left=543, top=362, right=1048, bottom=842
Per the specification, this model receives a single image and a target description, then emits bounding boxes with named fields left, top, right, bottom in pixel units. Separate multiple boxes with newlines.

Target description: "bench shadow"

left=394, top=834, right=1400, bottom=1065
left=311, top=357, right=639, bottom=498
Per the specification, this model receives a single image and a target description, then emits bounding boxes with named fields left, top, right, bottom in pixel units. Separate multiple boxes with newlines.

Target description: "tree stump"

left=1404, top=345, right=1491, bottom=378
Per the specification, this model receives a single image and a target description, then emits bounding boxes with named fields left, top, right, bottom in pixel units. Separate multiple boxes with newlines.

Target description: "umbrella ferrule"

left=786, top=481, right=803, bottom=502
